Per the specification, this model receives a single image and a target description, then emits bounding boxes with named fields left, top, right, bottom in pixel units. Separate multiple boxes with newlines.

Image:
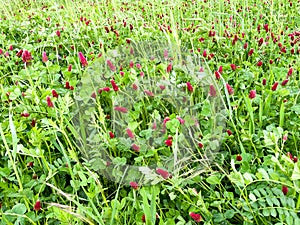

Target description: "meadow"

left=0, top=0, right=300, bottom=224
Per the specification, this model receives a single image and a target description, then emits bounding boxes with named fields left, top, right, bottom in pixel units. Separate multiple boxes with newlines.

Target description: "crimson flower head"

left=56, top=30, right=61, bottom=37
left=52, top=89, right=58, bottom=98
left=218, top=65, right=223, bottom=74
left=126, top=128, right=135, bottom=139
left=109, top=131, right=114, bottom=138
left=42, top=51, right=48, bottom=63
left=262, top=78, right=267, bottom=86
left=129, top=181, right=139, bottom=190
left=282, top=185, right=288, bottom=195
left=110, top=79, right=119, bottom=91
left=114, top=106, right=128, bottom=113
left=209, top=85, right=217, bottom=97
left=189, top=212, right=202, bottom=223
left=272, top=81, right=279, bottom=91
left=46, top=96, right=54, bottom=107
left=166, top=63, right=172, bottom=73
left=144, top=90, right=154, bottom=97
left=236, top=154, right=242, bottom=161
left=202, top=49, right=207, bottom=57
left=281, top=79, right=289, bottom=86
left=226, top=83, right=234, bottom=95
left=227, top=129, right=233, bottom=136
left=186, top=82, right=193, bottom=92
left=287, top=67, right=293, bottom=76
left=22, top=50, right=32, bottom=63
left=257, top=61, right=263, bottom=67
left=34, top=200, right=41, bottom=211
left=156, top=168, right=170, bottom=179
left=230, top=64, right=237, bottom=71
left=68, top=64, right=72, bottom=71
left=165, top=139, right=172, bottom=147
left=248, top=48, right=254, bottom=56
left=78, top=52, right=88, bottom=67
left=131, top=143, right=140, bottom=152
left=249, top=90, right=256, bottom=99
left=107, top=60, right=116, bottom=71
left=215, top=71, right=221, bottom=80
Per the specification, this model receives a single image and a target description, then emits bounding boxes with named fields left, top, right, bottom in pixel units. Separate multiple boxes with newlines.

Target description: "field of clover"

left=0, top=0, right=300, bottom=224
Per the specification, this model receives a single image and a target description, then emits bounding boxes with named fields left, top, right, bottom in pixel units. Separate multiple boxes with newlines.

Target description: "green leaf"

left=291, top=164, right=300, bottom=180
left=206, top=175, right=222, bottom=185
left=11, top=203, right=27, bottom=215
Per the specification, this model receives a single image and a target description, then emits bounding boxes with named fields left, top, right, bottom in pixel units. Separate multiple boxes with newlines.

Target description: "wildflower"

left=271, top=82, right=279, bottom=91
left=176, top=116, right=185, bottom=125
left=198, top=142, right=203, bottom=148
left=165, top=139, right=172, bottom=147
left=257, top=61, right=263, bottom=67
left=189, top=212, right=202, bottom=223
left=102, top=87, right=110, bottom=92
left=65, top=81, right=70, bottom=89
left=262, top=78, right=267, bottom=86
left=136, top=63, right=142, bottom=70
left=293, top=156, right=298, bottom=163
left=34, top=200, right=41, bottom=211
left=126, top=128, right=135, bottom=139
left=31, top=119, right=36, bottom=127
left=56, top=30, right=61, bottom=37
left=249, top=90, right=256, bottom=99
left=243, top=42, right=248, bottom=49
left=226, top=83, right=234, bottom=95
left=22, top=50, right=32, bottom=63
left=236, top=154, right=242, bottom=161
left=227, top=129, right=233, bottom=136
left=0, top=48, right=3, bottom=54
left=9, top=45, right=13, bottom=51
left=142, top=214, right=146, bottom=223
left=120, top=71, right=124, bottom=76
left=248, top=48, right=254, bottom=56
left=21, top=112, right=30, bottom=117
left=131, top=144, right=140, bottom=152
left=42, top=52, right=48, bottom=63
left=156, top=168, right=170, bottom=179
left=78, top=52, right=88, bottom=67
left=109, top=131, right=114, bottom=139
left=130, top=181, right=139, bottom=190
left=287, top=152, right=293, bottom=160
left=52, top=89, right=58, bottom=98
left=282, top=186, right=288, bottom=195
left=269, top=59, right=273, bottom=64
left=281, top=79, right=289, bottom=86
left=209, top=85, right=217, bottom=97
left=166, top=63, right=172, bottom=73
left=110, top=79, right=119, bottom=91
left=114, top=106, right=128, bottom=113
left=230, top=64, right=237, bottom=71
left=215, top=71, right=221, bottom=80
left=287, top=67, right=293, bottom=76
left=16, top=49, right=23, bottom=57
left=164, top=49, right=168, bottom=59
left=202, top=49, right=207, bottom=57
left=186, top=82, right=193, bottom=92
left=144, top=90, right=154, bottom=97
left=218, top=65, right=223, bottom=74
left=68, top=64, right=72, bottom=71
left=129, top=60, right=134, bottom=68
left=46, top=96, right=54, bottom=107
left=132, top=83, right=138, bottom=90
left=91, top=92, right=96, bottom=98
left=107, top=59, right=116, bottom=71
